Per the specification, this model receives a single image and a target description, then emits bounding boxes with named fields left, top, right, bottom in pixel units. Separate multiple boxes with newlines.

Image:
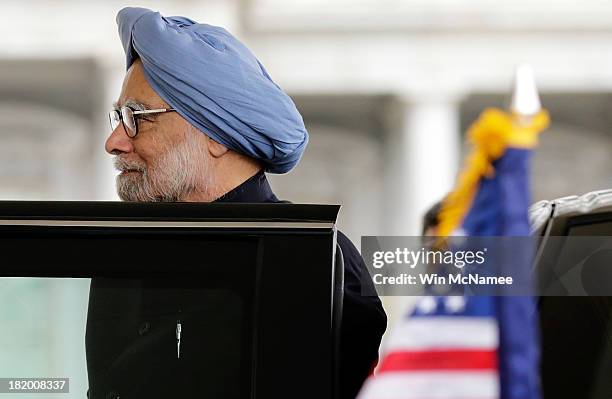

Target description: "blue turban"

left=116, top=7, right=308, bottom=173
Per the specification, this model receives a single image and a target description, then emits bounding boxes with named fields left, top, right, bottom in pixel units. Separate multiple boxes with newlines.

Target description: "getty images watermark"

left=361, top=236, right=534, bottom=296
left=361, top=236, right=612, bottom=296
left=371, top=246, right=506, bottom=286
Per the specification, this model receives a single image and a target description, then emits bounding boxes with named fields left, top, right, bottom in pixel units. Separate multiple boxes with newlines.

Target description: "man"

left=87, top=7, right=386, bottom=399
left=422, top=200, right=442, bottom=237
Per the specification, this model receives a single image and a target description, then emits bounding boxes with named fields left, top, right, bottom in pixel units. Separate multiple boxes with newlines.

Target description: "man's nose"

left=105, top=125, right=134, bottom=155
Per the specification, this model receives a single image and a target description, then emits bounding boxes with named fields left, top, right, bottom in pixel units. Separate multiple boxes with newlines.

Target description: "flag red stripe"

left=378, top=349, right=497, bottom=372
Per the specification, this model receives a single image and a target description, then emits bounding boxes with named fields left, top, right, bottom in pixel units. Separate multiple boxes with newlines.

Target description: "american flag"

left=359, top=107, right=549, bottom=399
left=358, top=296, right=499, bottom=399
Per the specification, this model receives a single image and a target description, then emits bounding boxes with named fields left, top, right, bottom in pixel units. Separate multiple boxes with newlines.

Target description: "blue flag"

left=443, top=109, right=549, bottom=399
left=358, top=108, right=549, bottom=399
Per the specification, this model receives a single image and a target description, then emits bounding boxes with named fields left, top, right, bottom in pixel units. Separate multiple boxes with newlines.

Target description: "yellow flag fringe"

left=437, top=108, right=550, bottom=237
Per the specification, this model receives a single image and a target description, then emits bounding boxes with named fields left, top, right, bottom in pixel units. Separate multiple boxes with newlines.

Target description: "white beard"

left=114, top=131, right=213, bottom=202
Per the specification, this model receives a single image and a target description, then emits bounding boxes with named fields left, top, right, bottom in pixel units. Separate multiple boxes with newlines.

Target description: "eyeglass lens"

left=108, top=108, right=138, bottom=137
left=109, top=110, right=121, bottom=131
left=121, top=107, right=136, bottom=135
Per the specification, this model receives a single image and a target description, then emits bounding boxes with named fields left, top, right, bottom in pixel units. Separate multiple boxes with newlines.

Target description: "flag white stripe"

left=384, top=317, right=498, bottom=351
left=357, top=371, right=499, bottom=399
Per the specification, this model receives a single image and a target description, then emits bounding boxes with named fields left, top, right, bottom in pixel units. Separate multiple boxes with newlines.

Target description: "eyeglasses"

left=109, top=106, right=176, bottom=138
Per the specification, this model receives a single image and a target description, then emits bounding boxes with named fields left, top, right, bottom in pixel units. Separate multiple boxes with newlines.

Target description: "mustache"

left=113, top=156, right=147, bottom=173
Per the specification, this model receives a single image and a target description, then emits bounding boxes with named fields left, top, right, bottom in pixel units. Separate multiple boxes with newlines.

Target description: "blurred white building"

left=0, top=0, right=611, bottom=396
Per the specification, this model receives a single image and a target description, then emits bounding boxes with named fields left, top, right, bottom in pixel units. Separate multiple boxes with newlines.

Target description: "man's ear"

left=207, top=136, right=229, bottom=158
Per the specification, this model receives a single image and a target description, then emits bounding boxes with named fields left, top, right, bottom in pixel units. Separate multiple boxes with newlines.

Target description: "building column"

left=386, top=95, right=461, bottom=236
left=380, top=95, right=462, bottom=330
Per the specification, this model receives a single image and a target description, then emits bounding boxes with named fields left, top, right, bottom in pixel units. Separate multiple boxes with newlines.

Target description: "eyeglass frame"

left=109, top=106, right=177, bottom=138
